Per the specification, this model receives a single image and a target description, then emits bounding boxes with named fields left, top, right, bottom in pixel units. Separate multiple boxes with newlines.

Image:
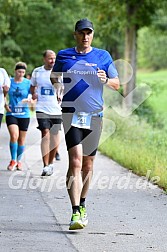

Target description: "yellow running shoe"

left=80, top=206, right=88, bottom=227
left=69, top=211, right=84, bottom=230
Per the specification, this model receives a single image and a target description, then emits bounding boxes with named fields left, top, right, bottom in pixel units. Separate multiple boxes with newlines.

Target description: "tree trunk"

left=123, top=24, right=137, bottom=111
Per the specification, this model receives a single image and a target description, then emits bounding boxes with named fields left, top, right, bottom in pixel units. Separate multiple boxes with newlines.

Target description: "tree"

left=138, top=8, right=167, bottom=70
left=0, top=0, right=27, bottom=74
left=1, top=0, right=166, bottom=79
left=85, top=0, right=166, bottom=110
left=120, top=0, right=166, bottom=110
left=0, top=0, right=88, bottom=72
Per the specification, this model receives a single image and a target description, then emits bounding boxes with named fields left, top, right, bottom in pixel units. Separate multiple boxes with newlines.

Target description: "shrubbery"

left=99, top=70, right=167, bottom=190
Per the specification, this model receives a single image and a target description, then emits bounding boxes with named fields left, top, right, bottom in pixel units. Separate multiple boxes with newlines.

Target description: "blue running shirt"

left=53, top=47, right=118, bottom=113
left=6, top=77, right=31, bottom=118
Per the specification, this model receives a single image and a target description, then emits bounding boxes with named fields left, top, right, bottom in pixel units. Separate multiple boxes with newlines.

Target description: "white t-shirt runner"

left=31, top=66, right=62, bottom=115
left=0, top=68, right=10, bottom=114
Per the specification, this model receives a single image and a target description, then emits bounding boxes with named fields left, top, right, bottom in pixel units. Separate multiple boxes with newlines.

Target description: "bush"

left=137, top=27, right=167, bottom=70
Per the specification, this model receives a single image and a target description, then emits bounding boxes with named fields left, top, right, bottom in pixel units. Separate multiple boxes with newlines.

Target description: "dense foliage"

left=99, top=69, right=167, bottom=189
left=0, top=0, right=166, bottom=75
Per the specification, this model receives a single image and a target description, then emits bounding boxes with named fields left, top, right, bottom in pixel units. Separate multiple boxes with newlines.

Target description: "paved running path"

left=0, top=117, right=167, bottom=252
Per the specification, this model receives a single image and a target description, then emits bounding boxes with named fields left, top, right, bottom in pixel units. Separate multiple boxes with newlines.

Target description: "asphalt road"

left=0, top=117, right=167, bottom=252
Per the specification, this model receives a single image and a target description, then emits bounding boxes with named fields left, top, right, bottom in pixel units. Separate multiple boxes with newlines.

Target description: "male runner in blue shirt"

left=51, top=18, right=120, bottom=230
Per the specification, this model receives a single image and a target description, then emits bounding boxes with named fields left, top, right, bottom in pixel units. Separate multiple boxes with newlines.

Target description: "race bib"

left=11, top=106, right=25, bottom=115
left=41, top=87, right=54, bottom=96
left=71, top=112, right=91, bottom=129
left=14, top=107, right=23, bottom=113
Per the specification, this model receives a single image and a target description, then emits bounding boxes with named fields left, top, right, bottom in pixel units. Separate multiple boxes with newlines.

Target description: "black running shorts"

left=6, top=115, right=30, bottom=131
left=36, top=112, right=62, bottom=134
left=62, top=113, right=102, bottom=156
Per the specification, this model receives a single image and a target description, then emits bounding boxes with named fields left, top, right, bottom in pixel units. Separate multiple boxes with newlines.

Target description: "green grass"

left=137, top=69, right=167, bottom=114
left=137, top=69, right=167, bottom=80
left=99, top=69, right=167, bottom=190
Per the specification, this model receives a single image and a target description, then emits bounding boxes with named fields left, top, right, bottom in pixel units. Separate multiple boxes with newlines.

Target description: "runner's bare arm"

left=97, top=68, right=120, bottom=90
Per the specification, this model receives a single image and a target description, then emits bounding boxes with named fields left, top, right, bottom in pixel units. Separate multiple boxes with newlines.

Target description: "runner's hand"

left=97, top=68, right=108, bottom=84
left=4, top=104, right=12, bottom=112
left=2, top=85, right=9, bottom=92
left=32, top=93, right=38, bottom=100
left=53, top=83, right=64, bottom=104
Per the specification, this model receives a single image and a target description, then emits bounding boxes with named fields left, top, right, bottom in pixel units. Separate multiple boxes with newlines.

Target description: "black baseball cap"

left=75, top=18, right=94, bottom=31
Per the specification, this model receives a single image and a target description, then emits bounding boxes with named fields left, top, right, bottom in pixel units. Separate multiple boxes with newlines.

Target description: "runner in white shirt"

left=30, top=50, right=62, bottom=176
left=0, top=68, right=10, bottom=128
